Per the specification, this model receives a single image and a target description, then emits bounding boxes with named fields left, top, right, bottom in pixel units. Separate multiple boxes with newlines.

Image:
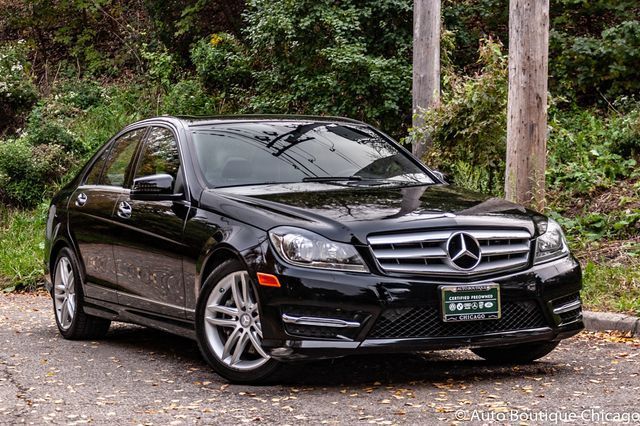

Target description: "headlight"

left=269, top=226, right=369, bottom=272
left=534, top=218, right=569, bottom=264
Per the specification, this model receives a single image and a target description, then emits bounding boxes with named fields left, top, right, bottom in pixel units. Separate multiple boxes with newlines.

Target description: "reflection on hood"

left=457, top=197, right=527, bottom=215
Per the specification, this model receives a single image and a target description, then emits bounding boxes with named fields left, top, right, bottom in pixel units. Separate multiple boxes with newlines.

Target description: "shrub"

left=547, top=107, right=640, bottom=196
left=409, top=38, right=508, bottom=195
left=162, top=79, right=222, bottom=116
left=23, top=106, right=82, bottom=153
left=191, top=33, right=252, bottom=92
left=243, top=0, right=413, bottom=137
left=551, top=20, right=640, bottom=104
left=0, top=41, right=38, bottom=132
left=52, top=79, right=105, bottom=110
left=0, top=139, right=71, bottom=207
left=141, top=44, right=179, bottom=91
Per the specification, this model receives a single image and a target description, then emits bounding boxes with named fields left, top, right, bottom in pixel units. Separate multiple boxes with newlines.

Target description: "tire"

left=471, top=341, right=559, bottom=364
left=52, top=247, right=111, bottom=340
left=195, top=259, right=282, bottom=384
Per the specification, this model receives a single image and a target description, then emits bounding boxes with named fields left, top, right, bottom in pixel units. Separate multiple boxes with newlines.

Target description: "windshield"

left=190, top=121, right=434, bottom=188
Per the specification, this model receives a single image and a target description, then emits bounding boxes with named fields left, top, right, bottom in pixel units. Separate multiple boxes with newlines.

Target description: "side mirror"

left=432, top=170, right=452, bottom=184
left=130, top=174, right=183, bottom=201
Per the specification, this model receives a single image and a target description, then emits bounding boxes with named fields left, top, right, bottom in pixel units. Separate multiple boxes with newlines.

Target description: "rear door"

left=111, top=125, right=191, bottom=319
left=68, top=127, right=147, bottom=302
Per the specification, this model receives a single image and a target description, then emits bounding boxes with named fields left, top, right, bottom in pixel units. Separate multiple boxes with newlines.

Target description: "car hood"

left=201, top=183, right=545, bottom=244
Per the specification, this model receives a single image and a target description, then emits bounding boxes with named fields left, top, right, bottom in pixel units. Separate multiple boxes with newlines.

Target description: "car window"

left=134, top=127, right=182, bottom=192
left=84, top=147, right=110, bottom=186
left=100, top=128, right=147, bottom=187
left=190, top=122, right=433, bottom=188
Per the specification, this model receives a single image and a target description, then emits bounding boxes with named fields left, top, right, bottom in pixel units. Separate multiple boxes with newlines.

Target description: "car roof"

left=130, top=114, right=367, bottom=129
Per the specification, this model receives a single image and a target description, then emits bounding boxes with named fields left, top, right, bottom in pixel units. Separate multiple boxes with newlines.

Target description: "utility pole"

left=412, top=0, right=441, bottom=159
left=505, top=0, right=550, bottom=210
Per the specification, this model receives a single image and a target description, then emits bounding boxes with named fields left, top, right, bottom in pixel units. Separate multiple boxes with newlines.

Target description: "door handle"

left=76, top=193, right=88, bottom=207
left=117, top=201, right=132, bottom=219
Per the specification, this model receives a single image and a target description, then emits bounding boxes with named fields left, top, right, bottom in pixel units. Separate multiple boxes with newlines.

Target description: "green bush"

left=551, top=20, right=640, bottom=104
left=0, top=41, right=38, bottom=132
left=191, top=33, right=252, bottom=93
left=23, top=106, right=82, bottom=153
left=243, top=0, right=412, bottom=137
left=52, top=79, right=105, bottom=110
left=409, top=38, right=508, bottom=195
left=162, top=79, right=222, bottom=116
left=547, top=107, right=640, bottom=196
left=141, top=44, right=179, bottom=91
left=0, top=140, right=71, bottom=208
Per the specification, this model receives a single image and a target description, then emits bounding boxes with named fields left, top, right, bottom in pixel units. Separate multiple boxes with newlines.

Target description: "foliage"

left=191, top=33, right=253, bottom=93
left=67, top=84, right=157, bottom=154
left=23, top=106, right=82, bottom=153
left=0, top=41, right=38, bottom=132
left=0, top=204, right=47, bottom=291
left=0, top=139, right=71, bottom=207
left=442, top=0, right=640, bottom=107
left=243, top=0, right=413, bottom=137
left=141, top=43, right=180, bottom=91
left=546, top=107, right=640, bottom=197
left=144, top=0, right=245, bottom=60
left=551, top=20, right=640, bottom=104
left=582, top=261, right=640, bottom=315
left=410, top=38, right=508, bottom=196
left=162, top=79, right=222, bottom=116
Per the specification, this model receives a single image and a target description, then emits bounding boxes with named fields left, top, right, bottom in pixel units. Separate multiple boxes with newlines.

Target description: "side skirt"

left=84, top=297, right=196, bottom=340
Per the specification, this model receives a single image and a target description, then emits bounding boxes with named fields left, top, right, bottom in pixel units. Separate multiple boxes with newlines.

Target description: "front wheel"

left=470, top=341, right=559, bottom=364
left=195, top=260, right=282, bottom=383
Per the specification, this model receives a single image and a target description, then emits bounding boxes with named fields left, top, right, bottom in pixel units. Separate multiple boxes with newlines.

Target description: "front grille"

left=368, top=229, right=531, bottom=276
left=369, top=301, right=547, bottom=339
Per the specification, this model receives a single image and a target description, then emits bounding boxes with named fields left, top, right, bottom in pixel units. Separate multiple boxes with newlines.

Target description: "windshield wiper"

left=302, top=176, right=362, bottom=182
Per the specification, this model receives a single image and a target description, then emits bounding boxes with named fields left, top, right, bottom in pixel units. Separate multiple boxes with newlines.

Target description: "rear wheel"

left=52, top=248, right=111, bottom=339
left=471, top=341, right=559, bottom=364
left=195, top=260, right=282, bottom=383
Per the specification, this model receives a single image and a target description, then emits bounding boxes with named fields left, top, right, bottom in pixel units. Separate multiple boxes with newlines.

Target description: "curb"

left=583, top=311, right=640, bottom=336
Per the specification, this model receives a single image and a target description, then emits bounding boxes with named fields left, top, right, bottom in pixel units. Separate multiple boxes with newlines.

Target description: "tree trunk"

left=505, top=0, right=550, bottom=210
left=412, top=0, right=441, bottom=159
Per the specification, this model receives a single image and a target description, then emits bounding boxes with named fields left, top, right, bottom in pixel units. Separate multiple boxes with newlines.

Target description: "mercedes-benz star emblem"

left=446, top=232, right=482, bottom=270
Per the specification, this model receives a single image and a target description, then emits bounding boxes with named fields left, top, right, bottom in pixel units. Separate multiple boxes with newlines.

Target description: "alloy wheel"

left=203, top=271, right=270, bottom=371
left=54, top=256, right=76, bottom=330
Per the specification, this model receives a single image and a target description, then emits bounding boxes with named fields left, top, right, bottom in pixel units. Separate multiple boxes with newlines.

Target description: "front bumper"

left=252, top=246, right=584, bottom=361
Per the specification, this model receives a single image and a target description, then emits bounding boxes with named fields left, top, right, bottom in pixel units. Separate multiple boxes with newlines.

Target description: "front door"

left=111, top=126, right=190, bottom=319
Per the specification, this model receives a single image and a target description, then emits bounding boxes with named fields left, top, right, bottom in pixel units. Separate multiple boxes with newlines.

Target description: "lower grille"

left=552, top=293, right=582, bottom=325
left=369, top=301, right=547, bottom=339
left=282, top=306, right=367, bottom=340
left=558, top=309, right=582, bottom=324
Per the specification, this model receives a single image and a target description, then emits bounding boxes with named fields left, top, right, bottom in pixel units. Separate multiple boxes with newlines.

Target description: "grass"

left=582, top=261, right=640, bottom=316
left=0, top=205, right=47, bottom=291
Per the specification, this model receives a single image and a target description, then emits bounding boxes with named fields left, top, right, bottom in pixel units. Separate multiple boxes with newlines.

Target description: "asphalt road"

left=1, top=292, right=639, bottom=425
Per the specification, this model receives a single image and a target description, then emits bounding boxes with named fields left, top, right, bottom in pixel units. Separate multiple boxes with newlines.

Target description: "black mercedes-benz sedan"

left=44, top=115, right=583, bottom=383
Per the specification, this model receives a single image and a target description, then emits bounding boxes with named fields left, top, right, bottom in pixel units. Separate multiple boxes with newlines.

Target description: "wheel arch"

left=198, top=244, right=249, bottom=290
left=49, top=237, right=84, bottom=282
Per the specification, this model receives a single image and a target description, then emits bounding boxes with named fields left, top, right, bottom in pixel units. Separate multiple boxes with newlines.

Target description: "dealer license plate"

left=440, top=283, right=501, bottom=322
